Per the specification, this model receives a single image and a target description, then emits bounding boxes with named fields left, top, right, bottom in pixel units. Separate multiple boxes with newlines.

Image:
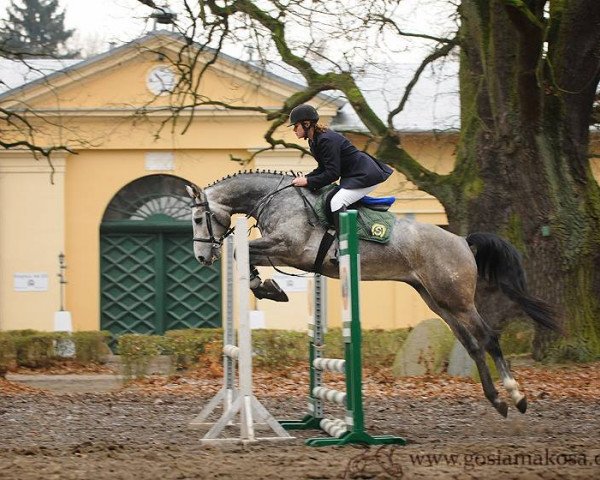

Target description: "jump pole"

left=189, top=236, right=238, bottom=428
left=190, top=217, right=294, bottom=444
left=280, top=210, right=406, bottom=447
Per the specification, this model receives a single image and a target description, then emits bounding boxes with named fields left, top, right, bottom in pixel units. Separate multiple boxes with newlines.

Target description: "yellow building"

left=0, top=31, right=456, bottom=336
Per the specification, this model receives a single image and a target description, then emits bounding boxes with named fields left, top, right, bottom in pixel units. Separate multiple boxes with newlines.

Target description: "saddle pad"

left=314, top=186, right=395, bottom=244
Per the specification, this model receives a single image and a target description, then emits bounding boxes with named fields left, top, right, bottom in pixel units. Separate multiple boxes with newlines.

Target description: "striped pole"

left=281, top=210, right=406, bottom=447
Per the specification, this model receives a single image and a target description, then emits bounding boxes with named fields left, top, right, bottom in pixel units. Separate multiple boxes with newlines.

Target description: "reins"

left=191, top=174, right=322, bottom=277
left=191, top=176, right=298, bottom=248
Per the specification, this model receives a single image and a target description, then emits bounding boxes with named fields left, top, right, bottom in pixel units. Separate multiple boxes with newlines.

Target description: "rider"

left=290, top=104, right=393, bottom=255
left=250, top=104, right=393, bottom=302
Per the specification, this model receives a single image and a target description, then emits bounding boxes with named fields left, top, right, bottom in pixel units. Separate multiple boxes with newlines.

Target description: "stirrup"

left=252, top=279, right=289, bottom=302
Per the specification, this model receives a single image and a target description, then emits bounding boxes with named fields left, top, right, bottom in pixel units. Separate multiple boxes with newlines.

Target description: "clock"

left=146, top=66, right=176, bottom=95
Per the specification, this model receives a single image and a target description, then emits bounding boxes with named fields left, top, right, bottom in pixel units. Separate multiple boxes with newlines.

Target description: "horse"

left=185, top=170, right=559, bottom=417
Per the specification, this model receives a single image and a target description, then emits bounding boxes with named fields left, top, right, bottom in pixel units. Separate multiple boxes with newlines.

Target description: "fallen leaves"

left=0, top=378, right=45, bottom=395
left=12, top=360, right=115, bottom=376
left=2, top=360, right=599, bottom=404
left=113, top=361, right=600, bottom=403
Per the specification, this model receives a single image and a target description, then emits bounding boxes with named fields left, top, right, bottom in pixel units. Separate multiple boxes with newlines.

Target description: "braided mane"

left=205, top=169, right=295, bottom=188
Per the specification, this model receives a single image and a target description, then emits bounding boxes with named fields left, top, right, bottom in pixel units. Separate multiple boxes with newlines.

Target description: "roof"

left=331, top=61, right=460, bottom=133
left=0, top=58, right=82, bottom=94
left=0, top=31, right=459, bottom=132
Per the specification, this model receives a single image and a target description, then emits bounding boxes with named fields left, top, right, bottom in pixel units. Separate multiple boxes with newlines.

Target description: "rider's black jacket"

left=305, top=129, right=392, bottom=191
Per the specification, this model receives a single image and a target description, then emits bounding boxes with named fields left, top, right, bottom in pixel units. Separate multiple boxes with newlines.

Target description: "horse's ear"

left=185, top=184, right=199, bottom=198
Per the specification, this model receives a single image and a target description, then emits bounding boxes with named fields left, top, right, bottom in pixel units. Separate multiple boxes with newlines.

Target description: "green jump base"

left=280, top=417, right=406, bottom=447
left=306, top=431, right=406, bottom=447
left=279, top=415, right=323, bottom=430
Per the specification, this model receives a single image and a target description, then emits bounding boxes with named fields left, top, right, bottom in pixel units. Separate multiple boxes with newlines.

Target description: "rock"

left=447, top=339, right=499, bottom=380
left=447, top=340, right=473, bottom=377
left=392, top=318, right=454, bottom=377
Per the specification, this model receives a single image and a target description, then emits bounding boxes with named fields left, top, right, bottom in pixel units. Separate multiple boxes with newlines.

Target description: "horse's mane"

left=205, top=169, right=295, bottom=188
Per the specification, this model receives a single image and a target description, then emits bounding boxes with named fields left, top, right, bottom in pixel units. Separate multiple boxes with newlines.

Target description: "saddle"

left=314, top=185, right=396, bottom=244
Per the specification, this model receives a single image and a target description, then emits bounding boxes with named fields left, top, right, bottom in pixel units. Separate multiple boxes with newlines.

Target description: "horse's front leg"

left=246, top=237, right=289, bottom=302
left=248, top=236, right=289, bottom=265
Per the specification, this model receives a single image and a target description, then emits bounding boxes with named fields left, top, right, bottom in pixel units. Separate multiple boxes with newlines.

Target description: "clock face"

left=146, top=66, right=176, bottom=95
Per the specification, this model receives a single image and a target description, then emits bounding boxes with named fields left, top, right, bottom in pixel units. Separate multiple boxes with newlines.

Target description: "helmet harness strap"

left=301, top=120, right=315, bottom=140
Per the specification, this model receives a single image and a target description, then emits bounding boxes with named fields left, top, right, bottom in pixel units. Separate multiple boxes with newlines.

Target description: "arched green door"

left=100, top=175, right=221, bottom=337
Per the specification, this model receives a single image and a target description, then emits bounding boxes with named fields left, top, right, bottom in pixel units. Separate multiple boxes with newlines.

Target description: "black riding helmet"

left=289, top=104, right=319, bottom=125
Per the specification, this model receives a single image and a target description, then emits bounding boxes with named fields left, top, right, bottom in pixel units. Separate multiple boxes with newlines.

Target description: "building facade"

left=0, top=32, right=458, bottom=336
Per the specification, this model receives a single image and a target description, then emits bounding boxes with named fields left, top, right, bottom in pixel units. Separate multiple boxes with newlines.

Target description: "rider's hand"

left=292, top=176, right=308, bottom=187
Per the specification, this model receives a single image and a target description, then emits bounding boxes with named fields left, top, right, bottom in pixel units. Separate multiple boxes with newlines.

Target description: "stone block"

left=392, top=318, right=454, bottom=377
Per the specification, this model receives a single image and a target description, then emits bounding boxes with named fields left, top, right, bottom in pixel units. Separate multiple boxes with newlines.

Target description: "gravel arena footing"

left=1, top=375, right=599, bottom=480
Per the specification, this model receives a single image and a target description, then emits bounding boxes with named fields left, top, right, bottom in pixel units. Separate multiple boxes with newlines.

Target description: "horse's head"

left=186, top=184, right=232, bottom=266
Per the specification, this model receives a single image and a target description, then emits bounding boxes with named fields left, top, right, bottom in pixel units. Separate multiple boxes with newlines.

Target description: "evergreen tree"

left=0, top=0, right=78, bottom=58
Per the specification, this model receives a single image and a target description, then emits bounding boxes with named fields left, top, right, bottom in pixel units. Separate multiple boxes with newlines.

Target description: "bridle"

left=191, top=199, right=235, bottom=250
left=190, top=177, right=306, bottom=252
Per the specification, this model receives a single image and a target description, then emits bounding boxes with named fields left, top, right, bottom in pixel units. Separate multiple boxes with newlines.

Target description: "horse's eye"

left=194, top=217, right=203, bottom=225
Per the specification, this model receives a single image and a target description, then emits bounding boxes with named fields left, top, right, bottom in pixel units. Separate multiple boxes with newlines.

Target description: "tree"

left=0, top=0, right=77, bottom=58
left=0, top=0, right=77, bottom=173
left=136, top=0, right=600, bottom=361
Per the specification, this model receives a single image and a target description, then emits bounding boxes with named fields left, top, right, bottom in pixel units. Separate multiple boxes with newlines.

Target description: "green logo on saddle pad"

left=314, top=186, right=395, bottom=244
left=371, top=223, right=387, bottom=238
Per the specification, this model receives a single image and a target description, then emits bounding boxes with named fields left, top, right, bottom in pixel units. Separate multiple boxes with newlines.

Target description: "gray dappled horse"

left=186, top=171, right=559, bottom=417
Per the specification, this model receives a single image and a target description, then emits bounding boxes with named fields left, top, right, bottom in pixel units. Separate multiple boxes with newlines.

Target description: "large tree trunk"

left=159, top=0, right=600, bottom=360
left=447, top=0, right=600, bottom=360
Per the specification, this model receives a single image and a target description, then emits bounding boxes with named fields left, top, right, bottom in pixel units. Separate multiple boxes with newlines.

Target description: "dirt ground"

left=1, top=363, right=599, bottom=480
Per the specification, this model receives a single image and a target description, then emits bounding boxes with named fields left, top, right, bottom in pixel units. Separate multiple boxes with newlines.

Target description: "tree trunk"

left=446, top=0, right=600, bottom=360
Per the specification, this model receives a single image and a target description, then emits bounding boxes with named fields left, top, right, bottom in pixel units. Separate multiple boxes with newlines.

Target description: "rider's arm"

left=305, top=136, right=341, bottom=190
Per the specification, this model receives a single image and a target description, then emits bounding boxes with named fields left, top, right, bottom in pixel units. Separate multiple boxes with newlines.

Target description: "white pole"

left=196, top=216, right=293, bottom=444
left=234, top=217, right=254, bottom=441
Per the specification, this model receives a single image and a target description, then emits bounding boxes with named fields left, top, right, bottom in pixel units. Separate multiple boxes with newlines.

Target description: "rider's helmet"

left=289, top=104, right=319, bottom=125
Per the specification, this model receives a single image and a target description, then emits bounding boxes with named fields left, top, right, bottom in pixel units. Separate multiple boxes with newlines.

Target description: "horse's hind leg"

left=457, top=309, right=528, bottom=414
left=410, top=283, right=508, bottom=417
left=486, top=337, right=527, bottom=413
left=447, top=311, right=510, bottom=417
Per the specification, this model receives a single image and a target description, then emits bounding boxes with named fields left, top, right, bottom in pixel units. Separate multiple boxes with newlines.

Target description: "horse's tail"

left=466, top=232, right=560, bottom=332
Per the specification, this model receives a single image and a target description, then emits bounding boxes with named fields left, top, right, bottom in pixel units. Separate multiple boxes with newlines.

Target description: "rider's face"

left=293, top=122, right=310, bottom=139
left=292, top=123, right=303, bottom=139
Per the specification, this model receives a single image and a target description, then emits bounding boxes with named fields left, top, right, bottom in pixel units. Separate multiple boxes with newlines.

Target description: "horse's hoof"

left=252, top=279, right=289, bottom=302
left=516, top=397, right=528, bottom=414
left=494, top=400, right=509, bottom=418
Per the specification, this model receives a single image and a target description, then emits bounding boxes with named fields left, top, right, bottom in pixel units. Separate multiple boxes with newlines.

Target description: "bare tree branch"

left=135, top=0, right=159, bottom=9
left=374, top=14, right=457, bottom=44
left=131, top=0, right=462, bottom=199
left=502, top=0, right=546, bottom=32
left=387, top=36, right=458, bottom=128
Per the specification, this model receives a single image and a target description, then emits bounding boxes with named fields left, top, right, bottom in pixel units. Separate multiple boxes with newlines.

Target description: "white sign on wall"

left=14, top=272, right=49, bottom=292
left=145, top=152, right=174, bottom=171
left=272, top=274, right=308, bottom=292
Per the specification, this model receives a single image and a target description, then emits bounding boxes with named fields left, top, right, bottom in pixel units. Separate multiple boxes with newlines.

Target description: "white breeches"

left=330, top=185, right=378, bottom=212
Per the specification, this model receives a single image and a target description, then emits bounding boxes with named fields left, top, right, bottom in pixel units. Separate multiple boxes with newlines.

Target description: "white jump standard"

left=280, top=210, right=406, bottom=447
left=188, top=236, right=237, bottom=429
left=189, top=218, right=293, bottom=444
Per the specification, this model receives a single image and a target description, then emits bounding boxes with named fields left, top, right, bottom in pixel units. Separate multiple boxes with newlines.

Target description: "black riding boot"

left=249, top=266, right=289, bottom=302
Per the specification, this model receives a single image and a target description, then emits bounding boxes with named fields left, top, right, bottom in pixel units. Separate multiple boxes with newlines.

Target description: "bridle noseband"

left=191, top=200, right=234, bottom=249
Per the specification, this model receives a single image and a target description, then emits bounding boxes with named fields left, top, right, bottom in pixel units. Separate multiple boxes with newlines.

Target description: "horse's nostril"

left=197, top=255, right=205, bottom=263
